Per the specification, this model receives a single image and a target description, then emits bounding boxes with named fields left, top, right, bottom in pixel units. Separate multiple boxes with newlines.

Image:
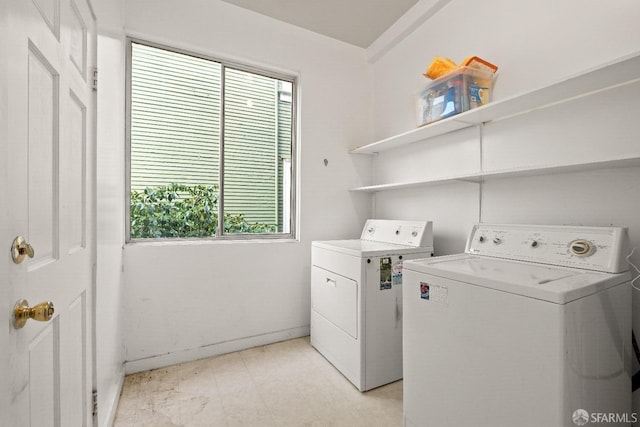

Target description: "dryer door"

left=311, top=266, right=358, bottom=339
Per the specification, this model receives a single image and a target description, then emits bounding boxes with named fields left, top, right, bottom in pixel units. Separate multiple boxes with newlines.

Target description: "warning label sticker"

left=420, top=282, right=448, bottom=305
left=380, top=257, right=392, bottom=290
left=392, top=260, right=403, bottom=286
left=420, top=282, right=430, bottom=300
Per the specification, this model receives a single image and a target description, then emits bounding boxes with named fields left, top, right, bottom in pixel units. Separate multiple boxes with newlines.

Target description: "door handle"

left=326, top=277, right=337, bottom=287
left=11, top=236, right=34, bottom=264
left=13, top=299, right=54, bottom=329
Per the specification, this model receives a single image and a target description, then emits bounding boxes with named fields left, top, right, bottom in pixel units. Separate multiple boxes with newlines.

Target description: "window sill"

left=125, top=236, right=299, bottom=247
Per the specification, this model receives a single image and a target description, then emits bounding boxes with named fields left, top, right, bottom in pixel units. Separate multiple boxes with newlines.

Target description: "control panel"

left=465, top=224, right=629, bottom=273
left=361, top=219, right=433, bottom=248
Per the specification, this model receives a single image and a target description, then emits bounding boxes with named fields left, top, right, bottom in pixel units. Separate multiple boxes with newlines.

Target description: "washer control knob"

left=478, top=236, right=486, bottom=243
left=569, top=239, right=594, bottom=257
left=531, top=240, right=539, bottom=248
left=411, top=231, right=418, bottom=237
left=493, top=237, right=502, bottom=245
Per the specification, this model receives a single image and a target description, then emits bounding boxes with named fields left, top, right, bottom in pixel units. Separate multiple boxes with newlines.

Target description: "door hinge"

left=92, top=67, right=98, bottom=91
left=92, top=389, right=98, bottom=417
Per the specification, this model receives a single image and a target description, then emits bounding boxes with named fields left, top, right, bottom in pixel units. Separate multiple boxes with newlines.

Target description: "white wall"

left=121, top=0, right=372, bottom=372
left=93, top=0, right=126, bottom=425
left=369, top=0, right=640, bottom=418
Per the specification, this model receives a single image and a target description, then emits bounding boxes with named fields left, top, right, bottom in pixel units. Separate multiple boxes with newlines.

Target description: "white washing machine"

left=402, top=223, right=632, bottom=427
left=311, top=219, right=434, bottom=391
left=403, top=224, right=632, bottom=427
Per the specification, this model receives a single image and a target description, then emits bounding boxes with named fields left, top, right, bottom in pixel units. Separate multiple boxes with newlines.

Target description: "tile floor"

left=113, top=337, right=403, bottom=427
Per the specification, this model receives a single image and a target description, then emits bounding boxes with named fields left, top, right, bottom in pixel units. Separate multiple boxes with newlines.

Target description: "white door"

left=0, top=0, right=97, bottom=425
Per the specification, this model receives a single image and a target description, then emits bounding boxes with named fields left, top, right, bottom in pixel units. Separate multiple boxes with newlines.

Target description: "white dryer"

left=311, top=219, right=434, bottom=391
left=403, top=224, right=632, bottom=427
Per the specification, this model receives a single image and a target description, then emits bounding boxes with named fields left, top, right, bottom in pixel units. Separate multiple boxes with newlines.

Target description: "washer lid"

left=312, top=239, right=433, bottom=257
left=404, top=254, right=630, bottom=304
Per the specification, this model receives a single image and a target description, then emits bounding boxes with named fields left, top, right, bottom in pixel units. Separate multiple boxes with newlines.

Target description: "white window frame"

left=125, top=38, right=298, bottom=242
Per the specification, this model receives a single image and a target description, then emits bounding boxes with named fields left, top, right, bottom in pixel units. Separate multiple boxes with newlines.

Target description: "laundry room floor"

left=113, top=337, right=403, bottom=427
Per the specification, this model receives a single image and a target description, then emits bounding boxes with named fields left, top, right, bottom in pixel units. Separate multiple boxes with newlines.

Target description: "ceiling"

left=220, top=0, right=420, bottom=48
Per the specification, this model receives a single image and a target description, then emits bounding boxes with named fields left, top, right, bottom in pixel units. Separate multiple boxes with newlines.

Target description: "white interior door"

left=0, top=0, right=97, bottom=425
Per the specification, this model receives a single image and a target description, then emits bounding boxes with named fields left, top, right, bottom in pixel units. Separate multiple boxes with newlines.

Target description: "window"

left=126, top=40, right=296, bottom=240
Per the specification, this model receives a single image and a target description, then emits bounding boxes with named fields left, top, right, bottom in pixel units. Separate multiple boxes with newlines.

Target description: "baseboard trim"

left=124, top=326, right=310, bottom=374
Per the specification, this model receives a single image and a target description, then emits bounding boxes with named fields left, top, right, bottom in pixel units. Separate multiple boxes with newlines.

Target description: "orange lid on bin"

left=460, top=56, right=499, bottom=74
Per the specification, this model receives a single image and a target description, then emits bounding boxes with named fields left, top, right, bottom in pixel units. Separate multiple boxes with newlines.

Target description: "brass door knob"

left=11, top=236, right=34, bottom=264
left=13, top=299, right=54, bottom=329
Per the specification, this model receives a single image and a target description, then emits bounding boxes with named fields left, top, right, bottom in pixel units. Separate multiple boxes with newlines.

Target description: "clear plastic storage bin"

left=416, top=66, right=494, bottom=127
